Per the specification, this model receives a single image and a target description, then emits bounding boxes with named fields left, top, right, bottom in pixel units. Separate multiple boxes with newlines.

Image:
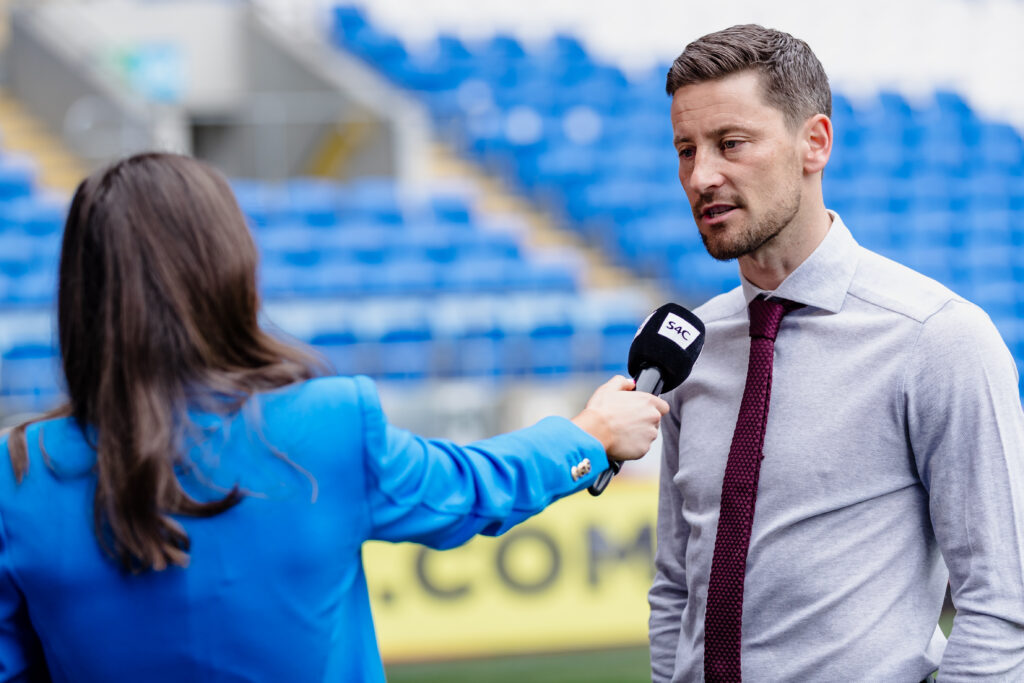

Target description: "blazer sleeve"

left=0, top=492, right=49, bottom=682
left=351, top=376, right=609, bottom=549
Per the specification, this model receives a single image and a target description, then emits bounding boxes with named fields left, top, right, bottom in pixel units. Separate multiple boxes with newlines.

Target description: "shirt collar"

left=739, top=210, right=858, bottom=314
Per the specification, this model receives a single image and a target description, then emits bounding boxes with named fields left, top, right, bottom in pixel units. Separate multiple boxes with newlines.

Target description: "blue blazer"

left=0, top=376, right=607, bottom=681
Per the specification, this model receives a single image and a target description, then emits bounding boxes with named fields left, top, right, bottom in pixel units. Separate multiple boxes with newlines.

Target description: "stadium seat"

left=452, top=326, right=508, bottom=377
left=524, top=320, right=576, bottom=376
left=598, top=319, right=639, bottom=374
left=310, top=330, right=366, bottom=377
left=0, top=157, right=36, bottom=202
left=377, top=326, right=435, bottom=380
left=0, top=343, right=62, bottom=410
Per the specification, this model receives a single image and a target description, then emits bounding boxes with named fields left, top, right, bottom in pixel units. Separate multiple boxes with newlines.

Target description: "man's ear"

left=801, top=114, right=832, bottom=174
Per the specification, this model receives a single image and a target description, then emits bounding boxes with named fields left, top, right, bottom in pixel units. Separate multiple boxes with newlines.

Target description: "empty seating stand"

left=327, top=5, right=1024, bottom=393
left=0, top=163, right=654, bottom=414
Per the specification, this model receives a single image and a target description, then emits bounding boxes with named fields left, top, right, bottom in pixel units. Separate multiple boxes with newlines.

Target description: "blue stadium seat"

left=969, top=122, right=1024, bottom=172
left=615, top=213, right=699, bottom=277
left=429, top=194, right=473, bottom=224
left=329, top=226, right=388, bottom=264
left=481, top=34, right=526, bottom=62
left=963, top=209, right=1015, bottom=249
left=453, top=231, right=521, bottom=262
left=373, top=257, right=442, bottom=295
left=599, top=143, right=672, bottom=183
left=331, top=5, right=368, bottom=42
left=932, top=90, right=975, bottom=123
left=453, top=326, right=508, bottom=377
left=400, top=34, right=475, bottom=91
left=965, top=279, right=1018, bottom=321
left=514, top=261, right=579, bottom=293
left=598, top=319, right=639, bottom=374
left=309, top=330, right=368, bottom=377
left=309, top=256, right=370, bottom=297
left=340, top=178, right=404, bottom=224
left=533, top=145, right=601, bottom=196
left=337, top=24, right=408, bottom=75
left=525, top=320, right=576, bottom=375
left=857, top=129, right=910, bottom=177
left=902, top=209, right=956, bottom=249
left=0, top=266, right=55, bottom=305
left=876, top=90, right=915, bottom=121
left=0, top=196, right=66, bottom=236
left=898, top=245, right=954, bottom=284
left=672, top=255, right=738, bottom=300
left=0, top=233, right=39, bottom=272
left=573, top=179, right=676, bottom=225
left=905, top=121, right=969, bottom=177
left=604, top=110, right=669, bottom=145
left=901, top=172, right=961, bottom=213
left=534, top=34, right=590, bottom=74
left=960, top=171, right=1015, bottom=212
left=441, top=258, right=516, bottom=293
left=260, top=254, right=363, bottom=298
left=377, top=326, right=435, bottom=380
left=285, top=178, right=345, bottom=227
left=0, top=343, right=62, bottom=410
left=0, top=157, right=35, bottom=202
left=232, top=180, right=290, bottom=228
left=830, top=92, right=856, bottom=128
left=255, top=223, right=320, bottom=255
left=555, top=70, right=628, bottom=114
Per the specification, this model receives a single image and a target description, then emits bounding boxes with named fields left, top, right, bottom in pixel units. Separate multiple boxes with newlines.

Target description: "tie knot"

left=748, top=296, right=803, bottom=340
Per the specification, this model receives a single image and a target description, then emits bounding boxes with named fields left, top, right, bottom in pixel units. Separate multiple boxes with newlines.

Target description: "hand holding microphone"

left=572, top=375, right=669, bottom=461
left=588, top=303, right=706, bottom=496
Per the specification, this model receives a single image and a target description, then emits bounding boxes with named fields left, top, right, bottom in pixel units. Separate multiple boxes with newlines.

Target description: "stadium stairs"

left=0, top=89, right=87, bottom=194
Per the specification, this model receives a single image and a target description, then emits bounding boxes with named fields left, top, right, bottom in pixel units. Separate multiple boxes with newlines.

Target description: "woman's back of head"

left=8, top=152, right=323, bottom=572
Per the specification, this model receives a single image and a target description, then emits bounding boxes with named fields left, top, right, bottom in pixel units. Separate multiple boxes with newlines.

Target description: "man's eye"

left=723, top=140, right=741, bottom=150
left=678, top=148, right=695, bottom=159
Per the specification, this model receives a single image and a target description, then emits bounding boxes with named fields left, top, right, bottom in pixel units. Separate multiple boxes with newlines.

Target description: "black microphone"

left=589, top=303, right=706, bottom=496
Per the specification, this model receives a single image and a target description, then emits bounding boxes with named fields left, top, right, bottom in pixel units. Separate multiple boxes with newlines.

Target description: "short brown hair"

left=666, top=24, right=832, bottom=129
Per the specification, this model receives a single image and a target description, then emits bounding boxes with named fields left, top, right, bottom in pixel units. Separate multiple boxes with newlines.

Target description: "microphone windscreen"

left=627, top=303, right=705, bottom=393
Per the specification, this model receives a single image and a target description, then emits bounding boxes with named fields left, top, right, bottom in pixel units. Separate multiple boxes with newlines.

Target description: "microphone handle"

left=634, top=366, right=665, bottom=395
left=588, top=366, right=664, bottom=496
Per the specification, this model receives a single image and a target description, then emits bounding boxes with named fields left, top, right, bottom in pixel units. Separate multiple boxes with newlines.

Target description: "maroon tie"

left=704, top=295, right=803, bottom=682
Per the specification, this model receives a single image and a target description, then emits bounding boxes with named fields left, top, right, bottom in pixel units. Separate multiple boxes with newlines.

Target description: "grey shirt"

left=649, top=213, right=1024, bottom=682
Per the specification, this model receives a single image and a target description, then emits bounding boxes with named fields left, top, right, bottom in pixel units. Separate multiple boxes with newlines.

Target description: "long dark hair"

left=6, top=152, right=324, bottom=572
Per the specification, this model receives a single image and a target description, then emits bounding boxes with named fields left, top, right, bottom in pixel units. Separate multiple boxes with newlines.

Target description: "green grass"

left=939, top=607, right=954, bottom=637
left=387, top=609, right=957, bottom=682
left=386, top=646, right=651, bottom=683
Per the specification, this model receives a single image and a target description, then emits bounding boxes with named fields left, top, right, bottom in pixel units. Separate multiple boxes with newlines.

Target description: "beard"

left=695, top=181, right=802, bottom=262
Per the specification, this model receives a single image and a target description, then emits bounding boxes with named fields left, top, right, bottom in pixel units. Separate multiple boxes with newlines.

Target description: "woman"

left=0, top=153, right=667, bottom=681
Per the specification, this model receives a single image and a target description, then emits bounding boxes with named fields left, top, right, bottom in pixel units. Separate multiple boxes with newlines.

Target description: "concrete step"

left=0, top=90, right=88, bottom=195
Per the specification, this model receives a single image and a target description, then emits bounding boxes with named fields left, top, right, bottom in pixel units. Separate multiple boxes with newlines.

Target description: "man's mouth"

left=702, top=204, right=736, bottom=219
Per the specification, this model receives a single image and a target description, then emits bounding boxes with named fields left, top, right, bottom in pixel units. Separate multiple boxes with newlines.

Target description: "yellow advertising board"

left=364, top=478, right=659, bottom=661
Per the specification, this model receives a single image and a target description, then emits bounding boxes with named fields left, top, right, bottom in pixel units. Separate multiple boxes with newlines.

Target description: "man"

left=648, top=24, right=1024, bottom=682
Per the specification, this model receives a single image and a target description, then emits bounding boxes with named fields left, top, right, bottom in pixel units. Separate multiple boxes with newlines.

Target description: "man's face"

left=670, top=70, right=804, bottom=261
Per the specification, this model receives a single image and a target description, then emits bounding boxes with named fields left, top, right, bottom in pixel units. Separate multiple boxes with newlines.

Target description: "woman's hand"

left=571, top=375, right=670, bottom=461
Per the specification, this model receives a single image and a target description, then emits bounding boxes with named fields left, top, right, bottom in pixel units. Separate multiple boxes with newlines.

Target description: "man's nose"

left=686, top=150, right=726, bottom=194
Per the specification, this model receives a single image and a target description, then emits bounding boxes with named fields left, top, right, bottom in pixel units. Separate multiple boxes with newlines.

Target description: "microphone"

left=589, top=303, right=706, bottom=496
